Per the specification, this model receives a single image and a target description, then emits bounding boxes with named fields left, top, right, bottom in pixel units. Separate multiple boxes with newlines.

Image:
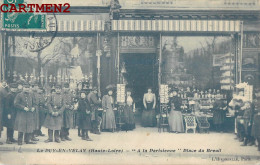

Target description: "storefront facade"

left=0, top=0, right=260, bottom=96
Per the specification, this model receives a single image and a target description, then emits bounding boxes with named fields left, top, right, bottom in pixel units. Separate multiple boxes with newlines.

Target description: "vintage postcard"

left=0, top=0, right=260, bottom=164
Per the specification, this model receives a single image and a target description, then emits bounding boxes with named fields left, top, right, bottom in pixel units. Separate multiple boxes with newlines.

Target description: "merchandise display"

left=116, top=84, right=126, bottom=103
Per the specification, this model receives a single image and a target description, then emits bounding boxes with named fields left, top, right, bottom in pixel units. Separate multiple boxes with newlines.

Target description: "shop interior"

left=121, top=53, right=158, bottom=114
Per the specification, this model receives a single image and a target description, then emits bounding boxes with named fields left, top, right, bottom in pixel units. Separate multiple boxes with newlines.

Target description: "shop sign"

left=120, top=35, right=155, bottom=48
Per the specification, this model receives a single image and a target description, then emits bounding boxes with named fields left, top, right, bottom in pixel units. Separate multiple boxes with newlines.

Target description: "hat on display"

left=31, top=82, right=38, bottom=87
left=23, top=82, right=30, bottom=88
left=55, top=84, right=62, bottom=89
left=9, top=83, right=18, bottom=88
left=38, top=87, right=45, bottom=93
left=17, top=80, right=24, bottom=85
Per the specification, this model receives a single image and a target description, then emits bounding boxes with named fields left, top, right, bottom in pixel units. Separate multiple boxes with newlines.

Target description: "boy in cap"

left=60, top=83, right=74, bottom=141
left=3, top=83, right=18, bottom=144
left=44, top=85, right=65, bottom=143
left=14, top=82, right=37, bottom=145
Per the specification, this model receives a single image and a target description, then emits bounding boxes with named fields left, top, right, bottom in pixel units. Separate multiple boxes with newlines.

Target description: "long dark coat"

left=31, top=92, right=40, bottom=131
left=62, top=92, right=74, bottom=129
left=252, top=114, right=260, bottom=138
left=102, top=95, right=116, bottom=130
left=88, top=92, right=101, bottom=121
left=14, top=91, right=35, bottom=133
left=3, top=91, right=17, bottom=128
left=0, top=87, right=8, bottom=131
left=35, top=92, right=48, bottom=127
left=44, top=93, right=65, bottom=130
left=77, top=98, right=92, bottom=130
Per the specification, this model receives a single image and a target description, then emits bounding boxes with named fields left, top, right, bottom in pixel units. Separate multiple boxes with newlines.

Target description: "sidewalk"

left=0, top=126, right=259, bottom=165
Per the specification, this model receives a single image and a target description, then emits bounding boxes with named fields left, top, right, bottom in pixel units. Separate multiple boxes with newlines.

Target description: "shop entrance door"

left=121, top=53, right=158, bottom=123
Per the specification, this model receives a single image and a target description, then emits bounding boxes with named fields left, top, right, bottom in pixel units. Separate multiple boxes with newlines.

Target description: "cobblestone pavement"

left=0, top=126, right=259, bottom=165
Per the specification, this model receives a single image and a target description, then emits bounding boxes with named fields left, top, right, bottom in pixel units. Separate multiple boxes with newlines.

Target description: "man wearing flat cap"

left=60, top=83, right=74, bottom=141
left=87, top=87, right=102, bottom=134
left=14, top=82, right=37, bottom=145
left=3, top=83, right=18, bottom=144
left=44, top=84, right=65, bottom=143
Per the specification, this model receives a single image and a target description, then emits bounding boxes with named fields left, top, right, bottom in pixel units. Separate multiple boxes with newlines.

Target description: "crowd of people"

left=0, top=80, right=259, bottom=151
left=228, top=88, right=260, bottom=151
left=0, top=80, right=137, bottom=145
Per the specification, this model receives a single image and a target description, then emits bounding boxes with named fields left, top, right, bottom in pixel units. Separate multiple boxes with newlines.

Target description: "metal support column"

left=117, top=32, right=120, bottom=83
left=96, top=32, right=101, bottom=94
left=158, top=33, right=162, bottom=93
left=239, top=21, right=243, bottom=83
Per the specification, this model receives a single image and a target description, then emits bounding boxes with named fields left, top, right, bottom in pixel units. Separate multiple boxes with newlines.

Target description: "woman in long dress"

left=122, top=90, right=135, bottom=131
left=142, top=87, right=156, bottom=127
left=102, top=88, right=116, bottom=132
left=168, top=89, right=184, bottom=133
left=212, top=99, right=226, bottom=132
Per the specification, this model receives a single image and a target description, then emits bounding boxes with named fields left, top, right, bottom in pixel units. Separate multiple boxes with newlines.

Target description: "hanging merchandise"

left=218, top=53, right=235, bottom=90
left=116, top=84, right=126, bottom=103
left=160, top=84, right=169, bottom=104
left=234, top=82, right=253, bottom=102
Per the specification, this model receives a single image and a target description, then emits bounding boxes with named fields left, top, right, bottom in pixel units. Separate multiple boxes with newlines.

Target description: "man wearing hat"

left=14, top=82, right=37, bottom=145
left=3, top=83, right=18, bottom=144
left=44, top=84, right=65, bottom=143
left=30, top=83, right=40, bottom=142
left=252, top=88, right=260, bottom=151
left=0, top=81, right=8, bottom=145
left=240, top=101, right=255, bottom=146
left=87, top=87, right=102, bottom=134
left=60, top=83, right=74, bottom=141
left=34, top=86, right=47, bottom=137
left=16, top=80, right=24, bottom=93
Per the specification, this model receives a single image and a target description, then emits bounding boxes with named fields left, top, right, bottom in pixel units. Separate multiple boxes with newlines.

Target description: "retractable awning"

left=112, top=20, right=241, bottom=32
